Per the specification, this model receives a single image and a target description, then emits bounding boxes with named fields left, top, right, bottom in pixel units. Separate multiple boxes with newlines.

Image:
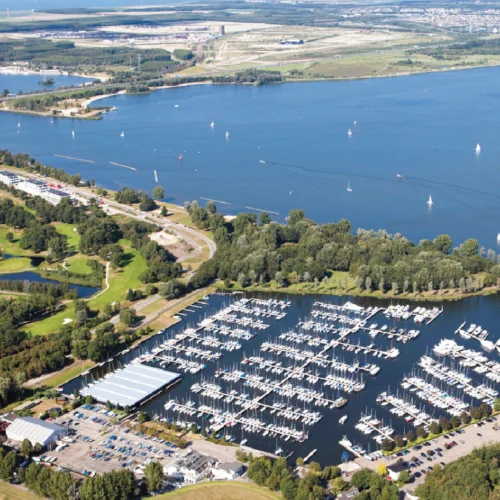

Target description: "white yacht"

left=339, top=415, right=348, bottom=425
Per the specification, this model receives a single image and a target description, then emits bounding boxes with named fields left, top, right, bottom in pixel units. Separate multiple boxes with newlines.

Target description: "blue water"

left=62, top=291, right=500, bottom=465
left=1, top=68, right=500, bottom=249
left=0, top=74, right=94, bottom=95
left=0, top=271, right=99, bottom=298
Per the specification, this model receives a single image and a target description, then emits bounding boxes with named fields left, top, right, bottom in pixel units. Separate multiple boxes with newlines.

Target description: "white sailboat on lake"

left=120, top=131, right=125, bottom=138
left=475, top=143, right=481, bottom=153
left=72, top=130, right=75, bottom=138
left=226, top=131, right=230, bottom=139
left=210, top=121, right=215, bottom=128
left=348, top=128, right=353, bottom=137
left=427, top=195, right=433, bottom=206
left=347, top=182, right=352, bottom=192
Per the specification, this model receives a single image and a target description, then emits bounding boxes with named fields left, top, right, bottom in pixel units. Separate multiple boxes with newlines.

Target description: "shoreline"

left=221, top=283, right=500, bottom=303
left=1, top=62, right=498, bottom=120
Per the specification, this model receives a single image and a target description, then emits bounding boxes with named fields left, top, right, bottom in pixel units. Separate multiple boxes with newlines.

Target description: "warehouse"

left=80, top=364, right=180, bottom=408
left=6, top=417, right=67, bottom=447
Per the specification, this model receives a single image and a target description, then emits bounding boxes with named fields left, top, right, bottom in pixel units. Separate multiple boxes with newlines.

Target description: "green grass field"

left=0, top=227, right=28, bottom=257
left=53, top=222, right=80, bottom=251
left=152, top=482, right=280, bottom=500
left=0, top=257, right=32, bottom=273
left=0, top=481, right=41, bottom=499
left=22, top=302, right=75, bottom=336
left=65, top=255, right=93, bottom=275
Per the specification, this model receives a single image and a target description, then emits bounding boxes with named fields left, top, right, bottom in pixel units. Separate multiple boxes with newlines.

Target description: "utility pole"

left=137, top=54, right=142, bottom=72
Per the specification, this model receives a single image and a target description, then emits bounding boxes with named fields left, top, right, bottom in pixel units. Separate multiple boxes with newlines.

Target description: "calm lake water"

left=1, top=68, right=500, bottom=249
left=0, top=270, right=99, bottom=298
left=0, top=74, right=93, bottom=95
left=63, top=292, right=500, bottom=465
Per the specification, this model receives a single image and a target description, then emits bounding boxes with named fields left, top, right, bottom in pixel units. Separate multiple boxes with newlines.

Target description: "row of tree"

left=186, top=204, right=499, bottom=295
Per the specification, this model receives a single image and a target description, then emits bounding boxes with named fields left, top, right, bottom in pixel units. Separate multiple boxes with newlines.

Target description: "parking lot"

left=49, top=405, right=182, bottom=477
left=356, top=416, right=500, bottom=491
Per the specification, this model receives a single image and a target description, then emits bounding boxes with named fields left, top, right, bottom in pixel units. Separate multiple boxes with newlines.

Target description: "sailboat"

left=396, top=173, right=404, bottom=179
left=427, top=195, right=433, bottom=206
left=210, top=121, right=215, bottom=128
left=339, top=415, right=348, bottom=425
left=226, top=131, right=230, bottom=139
left=17, top=121, right=20, bottom=128
left=354, top=120, right=357, bottom=126
left=120, top=131, right=125, bottom=138
left=475, top=143, right=481, bottom=153
left=178, top=153, right=183, bottom=161
left=72, top=130, right=75, bottom=138
left=347, top=182, right=352, bottom=192
left=348, top=128, right=353, bottom=136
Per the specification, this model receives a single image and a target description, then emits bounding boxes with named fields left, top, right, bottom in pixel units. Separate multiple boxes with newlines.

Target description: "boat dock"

left=377, top=392, right=433, bottom=428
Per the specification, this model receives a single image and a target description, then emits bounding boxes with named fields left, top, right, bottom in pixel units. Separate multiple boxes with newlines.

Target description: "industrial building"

left=80, top=364, right=180, bottom=408
left=6, top=417, right=67, bottom=447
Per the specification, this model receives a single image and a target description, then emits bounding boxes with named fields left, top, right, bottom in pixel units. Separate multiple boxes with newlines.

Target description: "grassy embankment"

left=150, top=481, right=280, bottom=500
left=223, top=270, right=498, bottom=302
left=0, top=481, right=41, bottom=500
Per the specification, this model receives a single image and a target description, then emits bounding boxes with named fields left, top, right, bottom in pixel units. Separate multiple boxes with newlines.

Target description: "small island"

left=39, top=77, right=55, bottom=86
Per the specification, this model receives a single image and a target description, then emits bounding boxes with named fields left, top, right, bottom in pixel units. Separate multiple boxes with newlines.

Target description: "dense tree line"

left=416, top=442, right=500, bottom=500
left=0, top=280, right=75, bottom=299
left=188, top=205, right=499, bottom=295
left=0, top=150, right=82, bottom=186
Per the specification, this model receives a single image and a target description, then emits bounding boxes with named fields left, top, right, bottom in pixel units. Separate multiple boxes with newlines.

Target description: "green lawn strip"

left=88, top=239, right=148, bottom=309
left=52, top=222, right=80, bottom=250
left=22, top=303, right=75, bottom=336
left=33, top=359, right=95, bottom=389
left=0, top=257, right=32, bottom=273
left=0, top=480, right=42, bottom=499
left=65, top=254, right=93, bottom=275
left=0, top=226, right=29, bottom=256
left=151, top=481, right=280, bottom=500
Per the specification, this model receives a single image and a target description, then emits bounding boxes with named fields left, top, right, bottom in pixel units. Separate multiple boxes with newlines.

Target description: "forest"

left=0, top=39, right=177, bottom=73
left=416, top=442, right=500, bottom=500
left=187, top=203, right=500, bottom=296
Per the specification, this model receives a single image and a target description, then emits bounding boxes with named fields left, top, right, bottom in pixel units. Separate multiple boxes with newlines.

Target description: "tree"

left=394, top=434, right=404, bottom=448
left=139, top=196, right=156, bottom=212
left=308, top=461, right=322, bottom=473
left=434, top=234, right=452, bottom=254
left=206, top=200, right=216, bottom=214
left=381, top=438, right=394, bottom=452
left=450, top=415, right=461, bottom=429
left=160, top=206, right=168, bottom=216
left=21, top=438, right=33, bottom=458
left=399, top=469, right=411, bottom=484
left=322, top=465, right=340, bottom=480
left=5, top=232, right=13, bottom=242
left=260, top=212, right=271, bottom=225
left=330, top=476, right=347, bottom=495
left=461, top=238, right=479, bottom=257
left=460, top=411, right=471, bottom=425
left=119, top=308, right=137, bottom=326
left=429, top=421, right=441, bottom=435
left=351, top=468, right=376, bottom=490
left=479, top=403, right=492, bottom=418
left=416, top=426, right=428, bottom=439
left=439, top=416, right=451, bottom=432
left=281, top=477, right=297, bottom=500
left=494, top=399, right=500, bottom=412
left=247, top=457, right=272, bottom=486
left=144, top=461, right=164, bottom=493
left=288, top=208, right=305, bottom=225
left=296, top=457, right=304, bottom=467
left=406, top=430, right=415, bottom=444
left=160, top=279, right=187, bottom=300
left=378, top=463, right=388, bottom=476
left=152, top=186, right=165, bottom=200
left=470, top=406, right=482, bottom=421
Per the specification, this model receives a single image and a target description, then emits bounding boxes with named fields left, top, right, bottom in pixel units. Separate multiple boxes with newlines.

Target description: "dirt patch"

left=150, top=230, right=193, bottom=259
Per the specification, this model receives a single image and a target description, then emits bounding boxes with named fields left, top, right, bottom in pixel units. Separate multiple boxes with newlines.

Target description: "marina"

left=63, top=291, right=500, bottom=465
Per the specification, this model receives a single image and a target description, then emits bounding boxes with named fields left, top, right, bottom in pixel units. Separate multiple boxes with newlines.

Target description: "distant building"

left=165, top=451, right=217, bottom=484
left=0, top=170, right=20, bottom=186
left=211, top=461, right=244, bottom=480
left=279, top=39, right=304, bottom=45
left=17, top=179, right=48, bottom=197
left=387, top=463, right=405, bottom=481
left=219, top=25, right=225, bottom=35
left=44, top=188, right=71, bottom=205
left=6, top=417, right=67, bottom=447
left=337, top=487, right=359, bottom=500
